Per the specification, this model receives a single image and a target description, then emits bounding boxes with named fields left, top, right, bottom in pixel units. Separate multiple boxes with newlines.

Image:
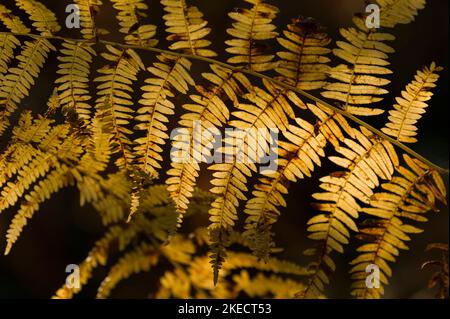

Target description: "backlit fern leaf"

left=382, top=62, right=442, bottom=143
left=233, top=271, right=306, bottom=298
left=276, top=17, right=331, bottom=90
left=298, top=127, right=399, bottom=298
left=166, top=65, right=251, bottom=228
left=0, top=4, right=31, bottom=34
left=56, top=41, right=96, bottom=120
left=242, top=102, right=356, bottom=260
left=5, top=165, right=75, bottom=255
left=161, top=0, right=216, bottom=57
left=321, top=15, right=394, bottom=116
left=95, top=45, right=144, bottom=170
left=350, top=154, right=447, bottom=298
left=73, top=0, right=103, bottom=40
left=243, top=117, right=328, bottom=259
left=111, top=0, right=158, bottom=47
left=16, top=0, right=61, bottom=35
left=226, top=0, right=279, bottom=72
left=378, top=0, right=425, bottom=28
left=0, top=1, right=59, bottom=134
left=134, top=54, right=194, bottom=177
left=96, top=243, right=159, bottom=298
left=0, top=8, right=20, bottom=83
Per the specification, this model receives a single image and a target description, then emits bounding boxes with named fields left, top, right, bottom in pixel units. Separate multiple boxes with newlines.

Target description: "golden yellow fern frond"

left=321, top=16, right=394, bottom=116
left=73, top=0, right=103, bottom=40
left=244, top=118, right=328, bottom=259
left=276, top=17, right=331, bottom=90
left=208, top=73, right=312, bottom=281
left=0, top=113, right=51, bottom=188
left=158, top=248, right=310, bottom=298
left=378, top=0, right=426, bottom=28
left=350, top=154, right=447, bottom=298
left=242, top=102, right=356, bottom=260
left=0, top=38, right=55, bottom=135
left=0, top=4, right=31, bottom=34
left=96, top=243, right=159, bottom=298
left=299, top=127, right=399, bottom=298
left=166, top=65, right=251, bottom=228
left=382, top=62, right=442, bottom=143
left=111, top=0, right=158, bottom=46
left=0, top=128, right=71, bottom=213
left=233, top=271, right=306, bottom=298
left=56, top=41, right=96, bottom=120
left=16, top=0, right=60, bottom=35
left=53, top=225, right=119, bottom=299
left=307, top=103, right=356, bottom=148
left=95, top=45, right=144, bottom=170
left=5, top=165, right=75, bottom=255
left=161, top=0, right=216, bottom=57
left=226, top=0, right=279, bottom=72
left=0, top=1, right=56, bottom=135
left=134, top=55, right=194, bottom=177
left=0, top=33, right=18, bottom=83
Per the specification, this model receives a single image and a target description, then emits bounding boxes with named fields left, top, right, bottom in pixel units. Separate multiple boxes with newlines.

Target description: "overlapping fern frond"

left=299, top=127, right=399, bottom=298
left=0, top=0, right=57, bottom=135
left=382, top=62, right=442, bottom=143
left=166, top=65, right=251, bottom=227
left=111, top=0, right=158, bottom=46
left=226, top=0, right=279, bottom=72
left=161, top=0, right=216, bottom=57
left=321, top=15, right=394, bottom=116
left=276, top=17, right=331, bottom=90
left=350, top=154, right=447, bottom=298
left=94, top=45, right=144, bottom=170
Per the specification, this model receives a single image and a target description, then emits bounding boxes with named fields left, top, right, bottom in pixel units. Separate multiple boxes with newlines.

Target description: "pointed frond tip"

left=382, top=62, right=443, bottom=143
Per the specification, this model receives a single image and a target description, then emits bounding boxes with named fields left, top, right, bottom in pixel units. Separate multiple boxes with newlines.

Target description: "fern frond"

left=0, top=35, right=17, bottom=84
left=166, top=65, right=251, bottom=228
left=321, top=16, right=394, bottom=116
left=0, top=4, right=31, bottom=34
left=5, top=165, right=75, bottom=255
left=53, top=224, right=120, bottom=299
left=299, top=127, right=399, bottom=298
left=56, top=41, right=96, bottom=120
left=0, top=36, right=55, bottom=135
left=382, top=62, right=442, bottom=143
left=242, top=105, right=354, bottom=259
left=161, top=0, right=216, bottom=57
left=96, top=243, right=159, bottom=298
left=276, top=17, right=331, bottom=90
left=244, top=117, right=328, bottom=259
left=0, top=127, right=71, bottom=213
left=0, top=4, right=29, bottom=82
left=226, top=0, right=279, bottom=72
left=134, top=54, right=194, bottom=177
left=233, top=271, right=306, bottom=298
left=0, top=112, right=52, bottom=188
left=73, top=0, right=103, bottom=40
left=111, top=0, right=157, bottom=46
left=95, top=45, right=144, bottom=170
left=422, top=243, right=449, bottom=299
left=378, top=0, right=426, bottom=28
left=16, top=0, right=61, bottom=35
left=350, top=154, right=447, bottom=298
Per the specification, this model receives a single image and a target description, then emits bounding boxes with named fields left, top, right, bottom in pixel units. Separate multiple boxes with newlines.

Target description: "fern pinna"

left=0, top=0, right=447, bottom=299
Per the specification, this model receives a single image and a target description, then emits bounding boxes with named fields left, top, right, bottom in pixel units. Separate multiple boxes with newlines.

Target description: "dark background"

left=0, top=0, right=448, bottom=298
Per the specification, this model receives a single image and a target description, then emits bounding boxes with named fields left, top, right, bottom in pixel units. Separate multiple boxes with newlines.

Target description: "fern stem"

left=1, top=31, right=448, bottom=175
